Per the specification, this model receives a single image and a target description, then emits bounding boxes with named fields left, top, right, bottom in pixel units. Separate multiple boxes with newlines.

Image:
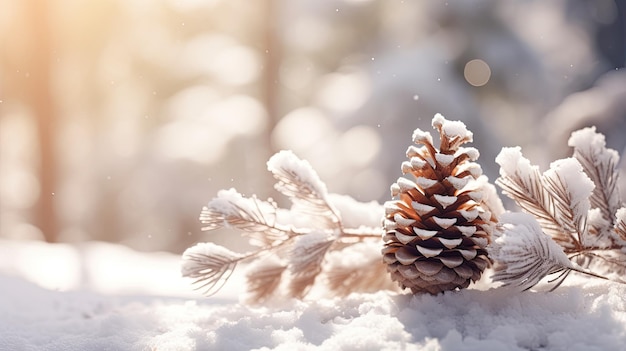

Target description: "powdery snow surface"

left=1, top=240, right=625, bottom=351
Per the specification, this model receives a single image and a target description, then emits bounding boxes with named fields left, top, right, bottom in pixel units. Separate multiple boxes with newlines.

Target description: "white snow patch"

left=432, top=216, right=457, bottom=229
left=394, top=213, right=416, bottom=227
left=545, top=157, right=594, bottom=211
left=415, top=176, right=438, bottom=189
left=327, top=193, right=384, bottom=230
left=401, top=160, right=413, bottom=174
left=446, top=175, right=470, bottom=190
left=410, top=157, right=427, bottom=169
left=433, top=194, right=457, bottom=209
left=396, top=177, right=418, bottom=192
left=568, top=127, right=619, bottom=167
left=432, top=113, right=473, bottom=141
left=412, top=128, right=433, bottom=145
left=491, top=212, right=573, bottom=291
left=456, top=146, right=480, bottom=161
left=267, top=150, right=328, bottom=198
left=456, top=225, right=477, bottom=237
left=459, top=208, right=479, bottom=221
left=411, top=201, right=435, bottom=216
left=1, top=239, right=625, bottom=350
left=496, top=147, right=537, bottom=179
left=435, top=153, right=455, bottom=167
left=413, top=227, right=439, bottom=240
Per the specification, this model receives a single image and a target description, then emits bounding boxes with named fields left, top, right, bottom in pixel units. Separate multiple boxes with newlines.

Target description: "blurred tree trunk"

left=262, top=0, right=281, bottom=133
left=256, top=0, right=282, bottom=198
left=26, top=0, right=59, bottom=242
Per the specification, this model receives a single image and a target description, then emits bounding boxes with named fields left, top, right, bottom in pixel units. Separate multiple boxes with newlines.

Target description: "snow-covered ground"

left=1, top=239, right=624, bottom=351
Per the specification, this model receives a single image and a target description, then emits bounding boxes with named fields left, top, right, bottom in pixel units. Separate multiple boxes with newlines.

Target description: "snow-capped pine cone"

left=382, top=114, right=499, bottom=294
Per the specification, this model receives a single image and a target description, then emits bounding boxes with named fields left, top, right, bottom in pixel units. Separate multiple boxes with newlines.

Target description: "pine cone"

left=382, top=114, right=499, bottom=294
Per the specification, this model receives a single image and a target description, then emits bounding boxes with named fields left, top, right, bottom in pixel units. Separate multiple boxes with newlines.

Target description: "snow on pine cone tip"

left=382, top=114, right=501, bottom=294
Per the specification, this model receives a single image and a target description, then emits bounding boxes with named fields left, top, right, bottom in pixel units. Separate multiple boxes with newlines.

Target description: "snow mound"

left=1, top=240, right=625, bottom=350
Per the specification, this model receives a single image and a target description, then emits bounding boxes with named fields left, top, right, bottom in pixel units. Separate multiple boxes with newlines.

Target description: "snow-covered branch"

left=491, top=213, right=577, bottom=291
left=493, top=127, right=626, bottom=289
left=182, top=150, right=392, bottom=302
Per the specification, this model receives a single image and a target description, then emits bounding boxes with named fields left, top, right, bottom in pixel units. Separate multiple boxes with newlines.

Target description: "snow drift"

left=0, top=239, right=624, bottom=350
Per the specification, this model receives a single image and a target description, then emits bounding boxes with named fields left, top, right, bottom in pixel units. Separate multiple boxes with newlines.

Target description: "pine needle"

left=183, top=150, right=392, bottom=300
left=201, top=189, right=296, bottom=244
left=495, top=148, right=579, bottom=248
left=181, top=243, right=243, bottom=296
left=245, top=257, right=287, bottom=304
left=325, top=245, right=398, bottom=296
left=541, top=159, right=592, bottom=245
left=614, top=208, right=626, bottom=242
left=491, top=213, right=577, bottom=291
left=569, top=127, right=621, bottom=223
left=267, top=150, right=342, bottom=229
left=288, top=231, right=335, bottom=298
left=495, top=127, right=626, bottom=291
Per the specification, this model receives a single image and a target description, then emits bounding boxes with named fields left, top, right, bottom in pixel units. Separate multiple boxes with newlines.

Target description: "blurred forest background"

left=1, top=0, right=625, bottom=254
